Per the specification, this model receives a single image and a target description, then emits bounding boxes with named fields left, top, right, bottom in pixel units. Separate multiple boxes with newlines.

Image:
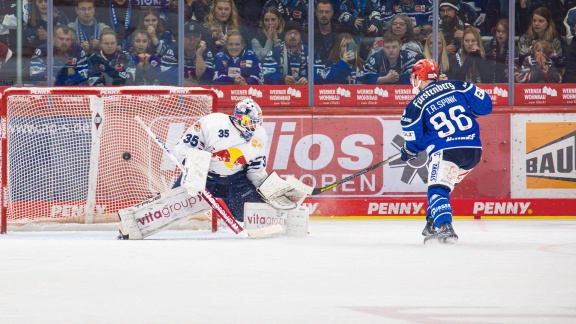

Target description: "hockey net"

left=0, top=86, right=218, bottom=233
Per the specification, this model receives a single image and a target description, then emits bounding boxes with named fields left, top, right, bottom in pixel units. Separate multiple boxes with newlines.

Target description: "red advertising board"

left=302, top=198, right=576, bottom=218
left=514, top=84, right=576, bottom=105
left=117, top=85, right=510, bottom=108
left=207, top=85, right=309, bottom=107
left=314, top=85, right=414, bottom=107
left=265, top=114, right=511, bottom=199
left=312, top=84, right=510, bottom=107
left=198, top=84, right=510, bottom=108
left=0, top=86, right=573, bottom=219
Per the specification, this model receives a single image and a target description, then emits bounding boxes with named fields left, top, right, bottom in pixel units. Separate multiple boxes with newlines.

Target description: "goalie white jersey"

left=174, top=112, right=268, bottom=187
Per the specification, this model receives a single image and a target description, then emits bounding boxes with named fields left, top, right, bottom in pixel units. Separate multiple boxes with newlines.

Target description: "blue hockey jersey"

left=30, top=42, right=89, bottom=86
left=338, top=0, right=383, bottom=36
left=400, top=80, right=492, bottom=155
left=213, top=49, right=262, bottom=85
left=360, top=48, right=415, bottom=84
left=183, top=50, right=215, bottom=85
left=325, top=59, right=360, bottom=84
left=262, top=43, right=325, bottom=84
left=381, top=0, right=433, bottom=28
left=88, top=49, right=131, bottom=86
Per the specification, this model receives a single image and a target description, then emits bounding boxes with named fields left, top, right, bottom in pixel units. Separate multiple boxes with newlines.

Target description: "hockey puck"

left=122, top=152, right=132, bottom=160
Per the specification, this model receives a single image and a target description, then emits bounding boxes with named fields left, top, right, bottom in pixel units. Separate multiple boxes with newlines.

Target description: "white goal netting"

left=1, top=87, right=216, bottom=232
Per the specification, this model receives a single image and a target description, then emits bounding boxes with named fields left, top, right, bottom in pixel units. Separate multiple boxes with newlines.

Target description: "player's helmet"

left=411, top=59, right=439, bottom=94
left=231, top=99, right=263, bottom=141
left=411, top=59, right=439, bottom=83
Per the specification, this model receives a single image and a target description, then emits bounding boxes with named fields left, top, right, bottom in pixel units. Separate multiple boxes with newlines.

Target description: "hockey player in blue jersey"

left=400, top=59, right=492, bottom=243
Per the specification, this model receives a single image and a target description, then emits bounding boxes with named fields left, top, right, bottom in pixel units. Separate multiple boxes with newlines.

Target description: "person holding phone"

left=325, top=33, right=364, bottom=84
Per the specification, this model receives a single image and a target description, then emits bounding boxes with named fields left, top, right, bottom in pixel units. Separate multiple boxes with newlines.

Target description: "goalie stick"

left=135, top=116, right=282, bottom=238
left=311, top=153, right=402, bottom=195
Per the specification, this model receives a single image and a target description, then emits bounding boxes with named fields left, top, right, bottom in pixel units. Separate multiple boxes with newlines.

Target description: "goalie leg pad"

left=243, top=202, right=288, bottom=235
left=118, top=210, right=143, bottom=240
left=182, top=149, right=212, bottom=196
left=118, top=186, right=211, bottom=239
left=286, top=206, right=309, bottom=237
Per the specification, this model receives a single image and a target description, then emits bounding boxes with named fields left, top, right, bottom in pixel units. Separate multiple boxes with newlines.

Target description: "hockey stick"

left=135, top=116, right=282, bottom=238
left=311, top=153, right=402, bottom=195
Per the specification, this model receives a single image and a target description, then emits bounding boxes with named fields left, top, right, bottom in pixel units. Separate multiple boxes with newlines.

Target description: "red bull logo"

left=213, top=148, right=248, bottom=168
left=193, top=121, right=201, bottom=132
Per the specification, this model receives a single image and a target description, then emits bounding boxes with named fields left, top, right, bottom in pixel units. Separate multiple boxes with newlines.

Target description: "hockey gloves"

left=400, top=143, right=418, bottom=162
left=258, top=172, right=312, bottom=210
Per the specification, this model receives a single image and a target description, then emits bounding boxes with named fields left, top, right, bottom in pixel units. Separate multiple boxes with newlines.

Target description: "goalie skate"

left=117, top=217, right=130, bottom=240
left=118, top=230, right=129, bottom=240
left=423, top=223, right=459, bottom=244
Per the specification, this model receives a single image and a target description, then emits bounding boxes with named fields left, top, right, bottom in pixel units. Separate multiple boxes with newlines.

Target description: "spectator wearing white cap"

left=439, top=0, right=466, bottom=54
left=439, top=0, right=479, bottom=28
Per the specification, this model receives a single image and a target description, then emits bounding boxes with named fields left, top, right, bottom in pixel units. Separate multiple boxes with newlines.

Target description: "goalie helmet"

left=231, top=99, right=263, bottom=141
left=411, top=59, right=439, bottom=94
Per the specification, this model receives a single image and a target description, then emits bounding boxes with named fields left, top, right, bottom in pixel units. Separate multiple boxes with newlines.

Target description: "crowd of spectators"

left=0, top=0, right=575, bottom=86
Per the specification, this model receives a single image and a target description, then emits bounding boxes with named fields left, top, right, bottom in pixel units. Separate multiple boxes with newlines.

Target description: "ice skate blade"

left=442, top=236, right=459, bottom=244
left=422, top=229, right=436, bottom=237
left=423, top=236, right=459, bottom=245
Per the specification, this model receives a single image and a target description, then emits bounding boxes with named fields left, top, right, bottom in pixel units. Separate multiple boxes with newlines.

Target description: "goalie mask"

left=231, top=99, right=263, bottom=141
left=411, top=59, right=439, bottom=94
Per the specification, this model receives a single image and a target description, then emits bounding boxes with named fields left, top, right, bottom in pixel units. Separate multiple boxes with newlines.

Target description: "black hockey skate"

left=423, top=223, right=458, bottom=244
left=422, top=217, right=436, bottom=237
left=117, top=213, right=129, bottom=240
left=117, top=230, right=129, bottom=240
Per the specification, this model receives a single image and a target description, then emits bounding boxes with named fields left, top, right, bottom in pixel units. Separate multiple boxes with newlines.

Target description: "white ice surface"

left=1, top=220, right=576, bottom=324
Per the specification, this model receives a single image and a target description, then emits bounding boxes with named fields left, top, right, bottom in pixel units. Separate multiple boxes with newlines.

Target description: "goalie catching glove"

left=257, top=172, right=313, bottom=210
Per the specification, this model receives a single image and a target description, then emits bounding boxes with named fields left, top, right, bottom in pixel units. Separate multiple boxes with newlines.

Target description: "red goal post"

left=0, top=86, right=218, bottom=233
